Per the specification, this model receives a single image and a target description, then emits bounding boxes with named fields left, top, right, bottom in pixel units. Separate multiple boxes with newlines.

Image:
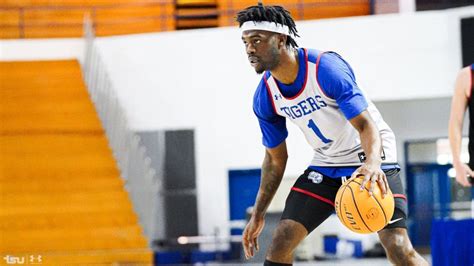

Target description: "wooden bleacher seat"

left=0, top=10, right=20, bottom=38
left=1, top=226, right=148, bottom=253
left=1, top=164, right=120, bottom=180
left=0, top=0, right=154, bottom=8
left=217, top=0, right=370, bottom=26
left=20, top=9, right=85, bottom=38
left=177, top=0, right=216, bottom=5
left=175, top=0, right=217, bottom=30
left=0, top=203, right=135, bottom=218
left=23, top=8, right=86, bottom=23
left=300, top=0, right=370, bottom=20
left=0, top=25, right=20, bottom=38
left=0, top=211, right=138, bottom=230
left=0, top=135, right=115, bottom=158
left=94, top=3, right=174, bottom=36
left=0, top=175, right=124, bottom=193
left=0, top=191, right=132, bottom=207
left=217, top=0, right=300, bottom=26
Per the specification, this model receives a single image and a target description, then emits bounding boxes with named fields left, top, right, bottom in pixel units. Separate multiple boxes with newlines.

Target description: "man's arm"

left=242, top=141, right=288, bottom=259
left=349, top=110, right=388, bottom=196
left=448, top=67, right=473, bottom=187
left=253, top=141, right=288, bottom=216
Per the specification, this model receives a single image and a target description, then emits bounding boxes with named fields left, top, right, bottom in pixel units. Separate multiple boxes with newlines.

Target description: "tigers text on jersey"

left=253, top=48, right=397, bottom=167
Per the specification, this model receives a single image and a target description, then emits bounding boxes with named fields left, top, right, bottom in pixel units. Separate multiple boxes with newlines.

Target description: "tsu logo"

left=308, top=171, right=323, bottom=184
left=274, top=94, right=282, bottom=100
left=3, top=255, right=25, bottom=265
left=3, top=255, right=42, bottom=264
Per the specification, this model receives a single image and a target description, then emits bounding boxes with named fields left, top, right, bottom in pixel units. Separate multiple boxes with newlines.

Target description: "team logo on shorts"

left=308, top=171, right=323, bottom=184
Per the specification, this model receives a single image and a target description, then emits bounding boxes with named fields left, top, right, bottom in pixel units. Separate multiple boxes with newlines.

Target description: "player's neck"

left=270, top=48, right=299, bottom=85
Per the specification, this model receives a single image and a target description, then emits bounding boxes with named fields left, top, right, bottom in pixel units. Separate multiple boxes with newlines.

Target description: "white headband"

left=240, top=21, right=290, bottom=36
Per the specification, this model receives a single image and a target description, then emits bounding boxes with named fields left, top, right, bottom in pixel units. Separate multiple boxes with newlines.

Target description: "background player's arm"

left=448, top=67, right=473, bottom=187
left=242, top=141, right=288, bottom=259
left=349, top=110, right=388, bottom=195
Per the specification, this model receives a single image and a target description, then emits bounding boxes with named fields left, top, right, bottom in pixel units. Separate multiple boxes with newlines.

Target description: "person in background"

left=448, top=64, right=474, bottom=187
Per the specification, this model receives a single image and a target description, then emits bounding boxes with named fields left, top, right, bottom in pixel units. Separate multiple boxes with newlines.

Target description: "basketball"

left=335, top=176, right=395, bottom=234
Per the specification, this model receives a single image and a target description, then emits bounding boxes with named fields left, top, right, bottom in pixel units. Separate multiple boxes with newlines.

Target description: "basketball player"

left=237, top=4, right=428, bottom=265
left=449, top=64, right=474, bottom=187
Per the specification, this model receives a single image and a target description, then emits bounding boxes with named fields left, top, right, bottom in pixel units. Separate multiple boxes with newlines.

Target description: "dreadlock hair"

left=236, top=3, right=300, bottom=48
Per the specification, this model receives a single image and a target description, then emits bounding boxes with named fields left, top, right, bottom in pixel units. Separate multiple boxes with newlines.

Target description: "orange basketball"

left=335, top=176, right=395, bottom=234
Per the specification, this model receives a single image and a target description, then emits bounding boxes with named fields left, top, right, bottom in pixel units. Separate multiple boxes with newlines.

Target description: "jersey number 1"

left=307, top=119, right=332, bottom=144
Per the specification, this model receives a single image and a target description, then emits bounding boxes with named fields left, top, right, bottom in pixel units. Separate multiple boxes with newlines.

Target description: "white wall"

left=0, top=38, right=84, bottom=61
left=295, top=7, right=473, bottom=101
left=1, top=6, right=473, bottom=238
left=375, top=97, right=469, bottom=185
left=91, top=7, right=473, bottom=236
left=399, top=0, right=416, bottom=13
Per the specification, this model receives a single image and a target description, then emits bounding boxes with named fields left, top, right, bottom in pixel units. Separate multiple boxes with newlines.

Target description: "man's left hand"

left=351, top=163, right=388, bottom=197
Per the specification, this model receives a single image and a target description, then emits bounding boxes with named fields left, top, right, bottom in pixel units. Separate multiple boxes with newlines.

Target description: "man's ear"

left=278, top=34, right=287, bottom=48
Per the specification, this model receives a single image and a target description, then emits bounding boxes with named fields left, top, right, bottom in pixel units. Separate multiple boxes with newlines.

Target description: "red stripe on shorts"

left=393, top=193, right=407, bottom=202
left=291, top=187, right=335, bottom=207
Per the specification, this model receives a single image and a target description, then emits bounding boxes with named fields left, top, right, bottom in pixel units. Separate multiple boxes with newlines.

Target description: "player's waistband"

left=308, top=163, right=400, bottom=178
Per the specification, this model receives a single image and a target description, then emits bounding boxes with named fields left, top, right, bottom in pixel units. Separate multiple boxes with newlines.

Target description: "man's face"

left=241, top=30, right=281, bottom=74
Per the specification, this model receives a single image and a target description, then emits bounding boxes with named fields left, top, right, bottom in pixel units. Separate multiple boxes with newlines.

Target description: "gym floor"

left=207, top=255, right=432, bottom=265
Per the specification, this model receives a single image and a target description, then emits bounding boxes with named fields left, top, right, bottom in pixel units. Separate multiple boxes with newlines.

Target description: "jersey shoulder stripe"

left=263, top=71, right=278, bottom=114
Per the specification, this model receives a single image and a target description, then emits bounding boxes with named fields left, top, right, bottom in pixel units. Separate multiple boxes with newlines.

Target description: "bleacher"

left=0, top=0, right=175, bottom=38
left=218, top=0, right=370, bottom=26
left=0, top=0, right=369, bottom=38
left=0, top=60, right=153, bottom=264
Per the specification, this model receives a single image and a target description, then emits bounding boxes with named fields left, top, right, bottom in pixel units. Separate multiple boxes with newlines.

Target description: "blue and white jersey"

left=253, top=48, right=397, bottom=169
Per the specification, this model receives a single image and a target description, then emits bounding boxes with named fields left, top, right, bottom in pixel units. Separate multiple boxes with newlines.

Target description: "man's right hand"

left=242, top=215, right=265, bottom=259
left=454, top=162, right=473, bottom=187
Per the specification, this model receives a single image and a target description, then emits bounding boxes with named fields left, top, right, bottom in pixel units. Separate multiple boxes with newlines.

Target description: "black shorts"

left=281, top=168, right=408, bottom=233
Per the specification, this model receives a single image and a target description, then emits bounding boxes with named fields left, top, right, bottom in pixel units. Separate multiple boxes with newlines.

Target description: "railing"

left=82, top=15, right=162, bottom=243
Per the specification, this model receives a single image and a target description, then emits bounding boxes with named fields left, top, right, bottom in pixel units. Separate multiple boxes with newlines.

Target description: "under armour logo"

left=29, top=255, right=42, bottom=264
left=358, top=149, right=386, bottom=163
left=274, top=94, right=282, bottom=100
left=308, top=171, right=323, bottom=184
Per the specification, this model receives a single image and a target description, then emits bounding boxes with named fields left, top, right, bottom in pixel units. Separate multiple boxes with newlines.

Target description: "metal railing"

left=82, top=15, right=162, bottom=243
